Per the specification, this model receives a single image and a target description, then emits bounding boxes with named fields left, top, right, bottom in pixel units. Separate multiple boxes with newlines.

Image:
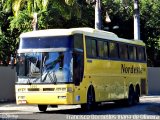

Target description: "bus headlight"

left=17, top=88, right=26, bottom=92
left=67, top=87, right=73, bottom=92
left=18, top=96, right=25, bottom=99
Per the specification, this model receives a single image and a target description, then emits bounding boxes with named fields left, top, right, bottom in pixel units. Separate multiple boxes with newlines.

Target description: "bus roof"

left=20, top=27, right=145, bottom=46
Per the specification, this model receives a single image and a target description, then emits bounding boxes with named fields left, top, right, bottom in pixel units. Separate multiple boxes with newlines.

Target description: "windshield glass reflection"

left=16, top=51, right=73, bottom=84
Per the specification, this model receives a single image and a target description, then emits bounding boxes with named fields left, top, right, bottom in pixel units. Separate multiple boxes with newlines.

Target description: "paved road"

left=0, top=96, right=160, bottom=120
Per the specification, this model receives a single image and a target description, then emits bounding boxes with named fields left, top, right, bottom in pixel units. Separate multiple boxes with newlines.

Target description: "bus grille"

left=28, top=88, right=39, bottom=91
left=43, top=88, right=55, bottom=91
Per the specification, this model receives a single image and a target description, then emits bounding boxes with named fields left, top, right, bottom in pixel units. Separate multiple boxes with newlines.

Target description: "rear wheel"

left=127, top=87, right=135, bottom=106
left=135, top=86, right=140, bottom=104
left=38, top=105, right=48, bottom=112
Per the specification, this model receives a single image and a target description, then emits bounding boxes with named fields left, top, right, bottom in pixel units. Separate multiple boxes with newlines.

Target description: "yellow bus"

left=15, top=28, right=147, bottom=111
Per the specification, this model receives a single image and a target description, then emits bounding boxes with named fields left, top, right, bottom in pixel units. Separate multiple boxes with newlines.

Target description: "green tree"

left=140, top=0, right=160, bottom=66
left=1, top=0, right=160, bottom=66
left=102, top=0, right=160, bottom=66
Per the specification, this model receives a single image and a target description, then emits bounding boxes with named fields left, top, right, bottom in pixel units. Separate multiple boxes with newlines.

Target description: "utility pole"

left=32, top=0, right=38, bottom=31
left=32, top=13, right=38, bottom=31
left=134, top=0, right=140, bottom=40
left=95, top=0, right=102, bottom=30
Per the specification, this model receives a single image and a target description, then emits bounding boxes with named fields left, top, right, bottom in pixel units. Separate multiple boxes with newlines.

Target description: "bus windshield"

left=16, top=51, right=73, bottom=84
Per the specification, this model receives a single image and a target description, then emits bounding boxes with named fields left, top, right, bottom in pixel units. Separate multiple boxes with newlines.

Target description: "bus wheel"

left=81, top=87, right=95, bottom=111
left=38, top=105, right=48, bottom=112
left=135, top=85, right=140, bottom=104
left=127, top=86, right=135, bottom=106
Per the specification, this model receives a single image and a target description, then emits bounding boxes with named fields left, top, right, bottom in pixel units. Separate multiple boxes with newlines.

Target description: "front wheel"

left=81, top=88, right=96, bottom=111
left=38, top=105, right=48, bottom=112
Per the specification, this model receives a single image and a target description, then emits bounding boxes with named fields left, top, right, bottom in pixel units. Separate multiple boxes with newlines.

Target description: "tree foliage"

left=0, top=0, right=160, bottom=66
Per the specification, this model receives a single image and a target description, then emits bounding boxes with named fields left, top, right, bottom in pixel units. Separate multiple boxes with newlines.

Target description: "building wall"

left=0, top=67, right=159, bottom=102
left=148, top=67, right=160, bottom=95
left=0, top=66, right=16, bottom=102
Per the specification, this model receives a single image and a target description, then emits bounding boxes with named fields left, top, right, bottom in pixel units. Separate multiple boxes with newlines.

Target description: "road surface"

left=0, top=96, right=160, bottom=120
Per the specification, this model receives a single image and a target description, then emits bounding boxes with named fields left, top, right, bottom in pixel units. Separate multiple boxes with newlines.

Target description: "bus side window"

left=97, top=40, right=104, bottom=58
left=91, top=40, right=97, bottom=57
left=119, top=43, right=128, bottom=60
left=73, top=52, right=84, bottom=86
left=104, top=42, right=108, bottom=58
left=128, top=45, right=137, bottom=61
left=86, top=37, right=97, bottom=58
left=86, top=38, right=92, bottom=57
left=137, top=47, right=145, bottom=61
left=109, top=42, right=118, bottom=59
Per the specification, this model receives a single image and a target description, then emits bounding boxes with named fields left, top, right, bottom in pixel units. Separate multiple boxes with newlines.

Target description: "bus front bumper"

left=16, top=92, right=73, bottom=105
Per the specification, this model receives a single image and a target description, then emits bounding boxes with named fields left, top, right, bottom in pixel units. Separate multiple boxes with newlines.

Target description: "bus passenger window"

left=137, top=47, right=145, bottom=61
left=97, top=41, right=104, bottom=58
left=91, top=40, right=97, bottom=57
left=86, top=39, right=92, bottom=57
left=104, top=42, right=108, bottom=58
left=86, top=37, right=97, bottom=58
left=128, top=46, right=137, bottom=61
left=109, top=42, right=118, bottom=59
left=119, top=44, right=128, bottom=60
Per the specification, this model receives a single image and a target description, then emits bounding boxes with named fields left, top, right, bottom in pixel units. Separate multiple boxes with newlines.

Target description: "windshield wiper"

left=41, top=71, right=57, bottom=84
left=27, top=76, right=32, bottom=85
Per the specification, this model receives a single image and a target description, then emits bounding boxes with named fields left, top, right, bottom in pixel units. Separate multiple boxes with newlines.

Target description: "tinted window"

left=128, top=46, right=137, bottom=60
left=86, top=37, right=97, bottom=58
left=104, top=42, right=108, bottom=58
left=86, top=38, right=92, bottom=57
left=109, top=42, right=118, bottom=59
left=73, top=52, right=84, bottom=86
left=97, top=41, right=104, bottom=57
left=137, top=47, right=146, bottom=61
left=74, top=34, right=83, bottom=51
left=91, top=40, right=97, bottom=57
left=119, top=43, right=128, bottom=60
left=20, top=36, right=73, bottom=49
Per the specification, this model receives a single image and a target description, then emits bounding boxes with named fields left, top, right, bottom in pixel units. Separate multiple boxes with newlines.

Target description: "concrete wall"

left=0, top=67, right=159, bottom=102
left=0, top=66, right=16, bottom=102
left=148, top=67, right=160, bottom=95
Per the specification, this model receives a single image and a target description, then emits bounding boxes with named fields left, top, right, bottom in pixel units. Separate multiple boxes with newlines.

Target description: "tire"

left=81, top=87, right=96, bottom=111
left=135, top=87, right=140, bottom=104
left=50, top=105, right=58, bottom=108
left=134, top=92, right=139, bottom=104
left=127, top=87, right=135, bottom=106
left=38, top=105, right=48, bottom=112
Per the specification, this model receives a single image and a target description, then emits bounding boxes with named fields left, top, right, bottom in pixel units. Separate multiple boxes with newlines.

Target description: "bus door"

left=73, top=51, right=84, bottom=104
